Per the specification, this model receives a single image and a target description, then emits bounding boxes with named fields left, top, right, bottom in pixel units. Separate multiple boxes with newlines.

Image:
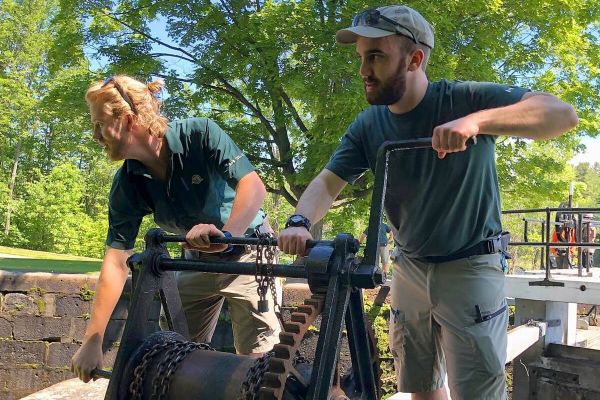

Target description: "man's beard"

left=364, top=59, right=407, bottom=105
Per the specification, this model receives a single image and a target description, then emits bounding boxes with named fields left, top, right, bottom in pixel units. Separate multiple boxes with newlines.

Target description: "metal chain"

left=254, top=231, right=279, bottom=314
left=129, top=339, right=214, bottom=400
left=255, top=233, right=267, bottom=307
left=152, top=341, right=215, bottom=400
left=130, top=340, right=178, bottom=400
left=239, top=351, right=275, bottom=400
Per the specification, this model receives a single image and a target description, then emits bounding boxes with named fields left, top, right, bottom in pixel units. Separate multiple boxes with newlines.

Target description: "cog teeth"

left=297, top=305, right=314, bottom=315
left=305, top=299, right=321, bottom=309
left=258, top=389, right=278, bottom=400
left=262, top=372, right=284, bottom=386
left=273, top=345, right=292, bottom=360
left=278, top=332, right=296, bottom=345
left=291, top=312, right=307, bottom=324
left=259, top=292, right=325, bottom=400
left=283, top=322, right=302, bottom=334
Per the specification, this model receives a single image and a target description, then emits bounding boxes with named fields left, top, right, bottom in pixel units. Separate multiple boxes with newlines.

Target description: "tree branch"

left=280, top=90, right=308, bottom=134
left=153, top=73, right=193, bottom=83
left=218, top=0, right=238, bottom=24
left=246, top=155, right=286, bottom=168
left=265, top=183, right=297, bottom=206
left=101, top=11, right=199, bottom=62
left=149, top=53, right=196, bottom=63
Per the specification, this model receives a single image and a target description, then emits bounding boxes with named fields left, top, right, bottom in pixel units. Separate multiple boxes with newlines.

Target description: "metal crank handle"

left=91, top=368, right=112, bottom=380
left=161, top=234, right=327, bottom=248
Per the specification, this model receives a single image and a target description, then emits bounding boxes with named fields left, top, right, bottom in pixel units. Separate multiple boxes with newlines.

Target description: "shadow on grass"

left=0, top=257, right=101, bottom=274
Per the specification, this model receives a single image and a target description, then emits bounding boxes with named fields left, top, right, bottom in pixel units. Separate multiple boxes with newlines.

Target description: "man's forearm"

left=295, top=171, right=347, bottom=224
left=84, top=248, right=131, bottom=340
left=223, top=172, right=266, bottom=236
left=472, top=93, right=578, bottom=140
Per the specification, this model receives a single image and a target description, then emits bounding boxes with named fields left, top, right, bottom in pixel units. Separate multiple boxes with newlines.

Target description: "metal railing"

left=502, top=207, right=600, bottom=286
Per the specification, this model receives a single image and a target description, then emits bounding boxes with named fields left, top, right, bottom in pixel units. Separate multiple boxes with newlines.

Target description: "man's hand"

left=71, top=334, right=103, bottom=383
left=432, top=115, right=479, bottom=159
left=185, top=224, right=228, bottom=253
left=278, top=227, right=313, bottom=256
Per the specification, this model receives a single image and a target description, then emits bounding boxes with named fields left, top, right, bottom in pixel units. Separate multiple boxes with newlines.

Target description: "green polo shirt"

left=106, top=117, right=264, bottom=250
left=326, top=80, right=529, bottom=258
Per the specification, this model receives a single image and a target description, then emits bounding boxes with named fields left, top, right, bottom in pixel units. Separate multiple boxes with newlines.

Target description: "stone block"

left=46, top=342, right=80, bottom=368
left=70, top=317, right=89, bottom=342
left=36, top=274, right=95, bottom=294
left=0, top=271, right=40, bottom=292
left=0, top=317, right=12, bottom=339
left=55, top=295, right=91, bottom=317
left=0, top=368, right=40, bottom=391
left=42, top=294, right=56, bottom=317
left=0, top=340, right=46, bottom=366
left=2, top=293, right=38, bottom=315
left=1, top=389, right=35, bottom=400
left=13, top=316, right=71, bottom=341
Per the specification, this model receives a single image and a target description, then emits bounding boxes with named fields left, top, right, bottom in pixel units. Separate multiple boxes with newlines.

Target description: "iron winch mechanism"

left=97, top=139, right=433, bottom=400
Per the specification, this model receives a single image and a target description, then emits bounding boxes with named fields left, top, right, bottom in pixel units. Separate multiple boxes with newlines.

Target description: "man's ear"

left=125, top=113, right=135, bottom=131
left=407, top=49, right=424, bottom=72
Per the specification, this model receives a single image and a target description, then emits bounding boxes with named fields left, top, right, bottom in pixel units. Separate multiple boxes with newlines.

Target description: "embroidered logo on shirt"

left=191, top=175, right=203, bottom=185
left=226, top=154, right=243, bottom=168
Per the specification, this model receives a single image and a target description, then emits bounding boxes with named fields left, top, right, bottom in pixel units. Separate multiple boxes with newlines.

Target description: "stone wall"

left=0, top=271, right=132, bottom=400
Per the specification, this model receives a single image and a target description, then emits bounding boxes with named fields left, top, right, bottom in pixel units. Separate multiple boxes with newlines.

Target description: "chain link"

left=130, top=340, right=177, bottom=400
left=254, top=229, right=279, bottom=314
left=239, top=351, right=275, bottom=400
left=129, top=339, right=214, bottom=400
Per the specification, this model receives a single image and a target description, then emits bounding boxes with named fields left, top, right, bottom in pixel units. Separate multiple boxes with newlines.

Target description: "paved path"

left=20, top=378, right=108, bottom=400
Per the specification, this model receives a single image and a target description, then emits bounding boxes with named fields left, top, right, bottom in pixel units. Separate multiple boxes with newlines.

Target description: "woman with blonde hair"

left=71, top=75, right=280, bottom=382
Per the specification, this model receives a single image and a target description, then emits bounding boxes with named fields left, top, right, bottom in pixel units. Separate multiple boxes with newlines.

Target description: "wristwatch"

left=220, top=231, right=234, bottom=254
left=285, top=214, right=311, bottom=231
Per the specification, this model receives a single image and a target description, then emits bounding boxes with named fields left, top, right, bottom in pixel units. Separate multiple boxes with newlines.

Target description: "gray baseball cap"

left=336, top=5, right=434, bottom=49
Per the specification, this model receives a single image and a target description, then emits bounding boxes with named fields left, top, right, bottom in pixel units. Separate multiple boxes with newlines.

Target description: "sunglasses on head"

left=102, top=77, right=138, bottom=114
left=352, top=9, right=420, bottom=46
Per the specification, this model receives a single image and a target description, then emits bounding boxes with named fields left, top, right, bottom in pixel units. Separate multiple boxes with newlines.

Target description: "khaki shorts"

left=379, top=244, right=390, bottom=267
left=169, top=249, right=281, bottom=354
left=389, top=253, right=508, bottom=399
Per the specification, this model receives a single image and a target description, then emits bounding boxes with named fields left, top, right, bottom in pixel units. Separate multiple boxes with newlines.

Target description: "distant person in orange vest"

left=550, top=204, right=576, bottom=268
left=582, top=213, right=597, bottom=269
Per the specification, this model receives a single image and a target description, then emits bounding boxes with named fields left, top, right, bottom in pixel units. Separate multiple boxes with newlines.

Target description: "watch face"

left=291, top=215, right=304, bottom=224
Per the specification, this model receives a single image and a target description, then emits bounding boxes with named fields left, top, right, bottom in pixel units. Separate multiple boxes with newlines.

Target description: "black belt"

left=422, top=232, right=511, bottom=263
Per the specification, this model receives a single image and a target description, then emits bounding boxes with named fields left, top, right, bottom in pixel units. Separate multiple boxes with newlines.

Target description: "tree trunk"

left=4, top=142, right=21, bottom=236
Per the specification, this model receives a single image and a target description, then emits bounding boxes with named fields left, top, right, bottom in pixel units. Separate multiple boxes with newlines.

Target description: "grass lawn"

left=0, top=246, right=101, bottom=274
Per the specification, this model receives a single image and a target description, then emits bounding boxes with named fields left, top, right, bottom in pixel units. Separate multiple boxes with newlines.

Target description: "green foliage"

left=54, top=0, right=597, bottom=239
left=79, top=284, right=96, bottom=301
left=12, top=163, right=108, bottom=257
left=35, top=298, right=47, bottom=314
left=364, top=299, right=395, bottom=397
left=0, top=0, right=598, bottom=262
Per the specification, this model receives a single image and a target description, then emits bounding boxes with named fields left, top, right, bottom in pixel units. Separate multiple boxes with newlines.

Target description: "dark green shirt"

left=363, top=223, right=392, bottom=246
left=106, top=117, right=264, bottom=250
left=326, top=80, right=528, bottom=258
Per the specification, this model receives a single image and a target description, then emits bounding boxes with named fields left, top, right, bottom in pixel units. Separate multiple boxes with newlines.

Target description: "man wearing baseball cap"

left=279, top=4, right=578, bottom=399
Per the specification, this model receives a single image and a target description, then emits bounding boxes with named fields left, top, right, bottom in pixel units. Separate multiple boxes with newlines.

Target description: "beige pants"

left=171, top=249, right=281, bottom=354
left=379, top=244, right=390, bottom=269
left=389, top=253, right=508, bottom=399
